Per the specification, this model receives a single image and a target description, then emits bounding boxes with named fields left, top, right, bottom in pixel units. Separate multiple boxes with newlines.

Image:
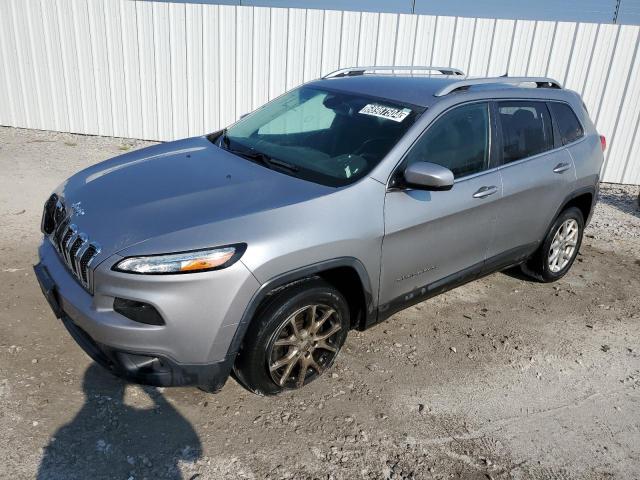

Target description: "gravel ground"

left=0, top=126, right=639, bottom=480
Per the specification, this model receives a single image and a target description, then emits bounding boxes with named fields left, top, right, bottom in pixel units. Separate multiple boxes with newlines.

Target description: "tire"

left=233, top=279, right=349, bottom=395
left=522, top=206, right=584, bottom=282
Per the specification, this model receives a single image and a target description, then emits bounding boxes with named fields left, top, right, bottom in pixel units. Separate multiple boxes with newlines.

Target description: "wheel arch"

left=549, top=186, right=596, bottom=236
left=226, top=257, right=375, bottom=362
left=561, top=189, right=595, bottom=225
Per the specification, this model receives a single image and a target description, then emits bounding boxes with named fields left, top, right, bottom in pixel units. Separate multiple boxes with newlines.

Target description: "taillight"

left=600, top=135, right=607, bottom=151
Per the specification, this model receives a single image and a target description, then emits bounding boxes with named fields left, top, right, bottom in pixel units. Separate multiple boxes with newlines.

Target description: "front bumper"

left=35, top=239, right=260, bottom=389
left=59, top=304, right=233, bottom=390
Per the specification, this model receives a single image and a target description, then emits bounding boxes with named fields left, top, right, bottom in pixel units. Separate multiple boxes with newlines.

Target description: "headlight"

left=113, top=244, right=246, bottom=274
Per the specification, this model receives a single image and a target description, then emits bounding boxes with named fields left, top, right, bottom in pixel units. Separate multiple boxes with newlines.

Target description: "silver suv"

left=35, top=67, right=605, bottom=394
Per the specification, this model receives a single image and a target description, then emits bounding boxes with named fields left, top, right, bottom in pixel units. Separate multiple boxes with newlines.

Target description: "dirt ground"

left=0, top=126, right=639, bottom=480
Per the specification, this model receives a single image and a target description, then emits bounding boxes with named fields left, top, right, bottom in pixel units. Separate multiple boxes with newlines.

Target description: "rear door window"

left=497, top=101, right=554, bottom=164
left=549, top=102, right=584, bottom=145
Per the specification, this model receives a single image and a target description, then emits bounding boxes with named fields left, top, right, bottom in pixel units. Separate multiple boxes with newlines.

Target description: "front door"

left=379, top=102, right=502, bottom=312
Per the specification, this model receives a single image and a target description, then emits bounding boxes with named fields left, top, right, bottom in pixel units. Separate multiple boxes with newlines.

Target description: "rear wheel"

left=523, top=206, right=584, bottom=282
left=234, top=279, right=349, bottom=395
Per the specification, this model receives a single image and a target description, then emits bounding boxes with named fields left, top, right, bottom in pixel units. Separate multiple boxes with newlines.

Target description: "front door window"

left=404, top=102, right=490, bottom=178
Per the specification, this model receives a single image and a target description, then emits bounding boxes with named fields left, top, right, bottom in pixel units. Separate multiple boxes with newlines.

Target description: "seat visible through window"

left=498, top=102, right=553, bottom=163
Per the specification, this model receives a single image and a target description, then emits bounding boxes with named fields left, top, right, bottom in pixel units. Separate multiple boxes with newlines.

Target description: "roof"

left=307, top=75, right=461, bottom=108
left=308, top=74, right=566, bottom=108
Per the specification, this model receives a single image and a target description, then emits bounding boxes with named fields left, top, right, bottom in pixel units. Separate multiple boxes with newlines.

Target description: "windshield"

left=215, top=86, right=424, bottom=187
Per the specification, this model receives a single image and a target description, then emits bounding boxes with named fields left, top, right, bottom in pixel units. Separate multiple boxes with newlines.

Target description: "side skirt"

left=367, top=243, right=537, bottom=329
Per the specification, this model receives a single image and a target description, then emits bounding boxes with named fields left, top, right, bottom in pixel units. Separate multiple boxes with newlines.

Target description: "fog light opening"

left=113, top=298, right=165, bottom=326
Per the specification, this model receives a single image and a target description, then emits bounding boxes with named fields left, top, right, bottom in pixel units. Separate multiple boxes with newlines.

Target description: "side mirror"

left=403, top=162, right=454, bottom=190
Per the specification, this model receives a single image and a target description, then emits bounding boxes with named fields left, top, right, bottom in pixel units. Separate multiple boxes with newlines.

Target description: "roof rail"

left=324, top=66, right=465, bottom=79
left=434, top=77, right=562, bottom=97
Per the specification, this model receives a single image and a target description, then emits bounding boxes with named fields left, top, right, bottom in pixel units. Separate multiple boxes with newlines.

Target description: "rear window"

left=498, top=101, right=554, bottom=163
left=549, top=102, right=584, bottom=145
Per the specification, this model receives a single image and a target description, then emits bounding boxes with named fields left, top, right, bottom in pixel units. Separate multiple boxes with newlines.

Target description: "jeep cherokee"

left=35, top=67, right=605, bottom=394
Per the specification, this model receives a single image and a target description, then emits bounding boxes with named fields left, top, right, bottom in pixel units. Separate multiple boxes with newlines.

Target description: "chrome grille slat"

left=54, top=220, right=70, bottom=253
left=59, top=226, right=73, bottom=255
left=73, top=236, right=90, bottom=276
left=79, top=244, right=98, bottom=284
left=69, top=235, right=86, bottom=275
left=84, top=243, right=101, bottom=292
left=62, top=225, right=78, bottom=265
left=42, top=200, right=100, bottom=293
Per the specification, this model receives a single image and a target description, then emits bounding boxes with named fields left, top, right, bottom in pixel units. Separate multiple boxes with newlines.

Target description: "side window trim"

left=548, top=101, right=563, bottom=149
left=489, top=101, right=504, bottom=169
left=388, top=100, right=494, bottom=188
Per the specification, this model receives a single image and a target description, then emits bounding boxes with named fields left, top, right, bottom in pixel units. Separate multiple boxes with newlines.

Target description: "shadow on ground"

left=597, top=186, right=640, bottom=218
left=37, top=364, right=202, bottom=480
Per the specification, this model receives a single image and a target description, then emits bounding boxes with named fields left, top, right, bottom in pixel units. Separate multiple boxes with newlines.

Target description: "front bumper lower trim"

left=34, top=262, right=234, bottom=392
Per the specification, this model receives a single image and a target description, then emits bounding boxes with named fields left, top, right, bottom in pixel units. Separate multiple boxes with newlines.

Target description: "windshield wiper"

left=267, top=157, right=299, bottom=173
left=216, top=132, right=299, bottom=173
left=219, top=129, right=231, bottom=148
left=231, top=149, right=299, bottom=173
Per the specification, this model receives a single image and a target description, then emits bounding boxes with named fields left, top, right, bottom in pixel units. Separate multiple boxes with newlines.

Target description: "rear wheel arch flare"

left=546, top=187, right=595, bottom=239
left=562, top=191, right=593, bottom=224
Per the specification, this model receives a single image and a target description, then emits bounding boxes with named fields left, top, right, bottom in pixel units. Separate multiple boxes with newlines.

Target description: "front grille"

left=41, top=195, right=101, bottom=293
left=51, top=223, right=101, bottom=292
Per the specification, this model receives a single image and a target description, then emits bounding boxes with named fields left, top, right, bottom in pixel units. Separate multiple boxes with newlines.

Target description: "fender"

left=226, top=257, right=375, bottom=359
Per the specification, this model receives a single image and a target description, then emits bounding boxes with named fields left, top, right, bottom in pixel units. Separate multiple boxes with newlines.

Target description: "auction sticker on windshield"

left=359, top=104, right=412, bottom=122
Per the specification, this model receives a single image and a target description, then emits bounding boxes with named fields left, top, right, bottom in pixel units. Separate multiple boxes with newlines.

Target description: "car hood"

left=55, top=136, right=332, bottom=260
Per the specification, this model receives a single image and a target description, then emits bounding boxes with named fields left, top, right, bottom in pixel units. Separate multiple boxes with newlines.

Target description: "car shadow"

left=500, top=265, right=531, bottom=281
left=597, top=186, right=640, bottom=219
left=37, top=363, right=202, bottom=480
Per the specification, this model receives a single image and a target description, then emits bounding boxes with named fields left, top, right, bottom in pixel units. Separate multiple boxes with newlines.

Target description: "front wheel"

left=523, top=206, right=584, bottom=282
left=234, top=279, right=349, bottom=395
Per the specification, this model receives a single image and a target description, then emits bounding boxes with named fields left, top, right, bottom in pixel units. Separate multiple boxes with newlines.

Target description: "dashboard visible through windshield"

left=214, top=86, right=424, bottom=187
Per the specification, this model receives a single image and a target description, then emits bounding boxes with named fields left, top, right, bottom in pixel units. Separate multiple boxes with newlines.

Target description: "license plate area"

left=34, top=263, right=63, bottom=318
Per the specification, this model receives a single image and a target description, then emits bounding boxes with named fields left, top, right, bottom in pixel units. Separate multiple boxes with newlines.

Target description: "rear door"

left=379, top=102, right=502, bottom=310
left=489, top=100, right=576, bottom=261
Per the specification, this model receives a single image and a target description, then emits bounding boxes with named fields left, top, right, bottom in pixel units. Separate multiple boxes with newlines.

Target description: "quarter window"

left=498, top=101, right=553, bottom=164
left=404, top=102, right=490, bottom=178
left=549, top=102, right=584, bottom=145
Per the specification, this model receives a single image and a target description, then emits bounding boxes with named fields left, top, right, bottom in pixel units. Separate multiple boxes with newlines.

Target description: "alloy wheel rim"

left=548, top=218, right=579, bottom=273
left=268, top=304, right=342, bottom=389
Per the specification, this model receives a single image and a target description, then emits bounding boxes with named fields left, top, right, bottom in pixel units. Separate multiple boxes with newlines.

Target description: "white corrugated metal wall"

left=0, top=0, right=639, bottom=184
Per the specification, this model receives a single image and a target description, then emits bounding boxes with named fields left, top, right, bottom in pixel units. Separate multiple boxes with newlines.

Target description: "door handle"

left=472, top=186, right=498, bottom=198
left=553, top=162, right=571, bottom=173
